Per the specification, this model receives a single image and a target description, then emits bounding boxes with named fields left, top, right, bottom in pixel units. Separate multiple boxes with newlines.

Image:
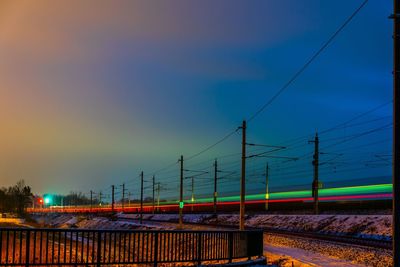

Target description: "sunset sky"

left=0, top=1, right=392, bottom=200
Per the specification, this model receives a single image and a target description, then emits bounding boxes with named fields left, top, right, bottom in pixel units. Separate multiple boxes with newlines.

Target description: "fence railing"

left=0, top=228, right=264, bottom=266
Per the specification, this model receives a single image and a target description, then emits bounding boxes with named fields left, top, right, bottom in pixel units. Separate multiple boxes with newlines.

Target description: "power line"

left=88, top=1, right=384, bottom=203
left=247, top=0, right=369, bottom=123
left=319, top=100, right=392, bottom=135
left=185, top=128, right=240, bottom=161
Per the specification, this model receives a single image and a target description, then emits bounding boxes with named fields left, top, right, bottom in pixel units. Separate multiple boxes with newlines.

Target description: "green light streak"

left=156, top=183, right=392, bottom=206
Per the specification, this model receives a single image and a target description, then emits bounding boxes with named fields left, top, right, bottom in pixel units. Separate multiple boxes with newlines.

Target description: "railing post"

left=16, top=228, right=265, bottom=267
left=197, top=232, right=202, bottom=266
left=153, top=232, right=159, bottom=267
left=259, top=230, right=264, bottom=258
left=248, top=232, right=251, bottom=261
left=228, top=232, right=233, bottom=263
left=96, top=232, right=102, bottom=267
left=25, top=230, right=30, bottom=267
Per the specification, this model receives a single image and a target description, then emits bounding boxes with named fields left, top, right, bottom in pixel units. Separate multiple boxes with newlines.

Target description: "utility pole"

left=140, top=171, right=144, bottom=224
left=309, top=133, right=319, bottom=215
left=191, top=177, right=194, bottom=212
left=392, top=1, right=400, bottom=265
left=265, top=163, right=269, bottom=211
left=213, top=159, right=218, bottom=216
left=99, top=191, right=102, bottom=206
left=152, top=175, right=155, bottom=214
left=179, top=155, right=184, bottom=228
left=240, top=120, right=246, bottom=230
left=121, top=183, right=125, bottom=212
left=156, top=183, right=161, bottom=212
left=111, top=185, right=115, bottom=213
left=90, top=190, right=93, bottom=212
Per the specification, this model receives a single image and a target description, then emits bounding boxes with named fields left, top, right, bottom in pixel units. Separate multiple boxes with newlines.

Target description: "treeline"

left=47, top=194, right=156, bottom=206
left=45, top=194, right=159, bottom=207
left=0, top=180, right=32, bottom=214
left=50, top=192, right=94, bottom=206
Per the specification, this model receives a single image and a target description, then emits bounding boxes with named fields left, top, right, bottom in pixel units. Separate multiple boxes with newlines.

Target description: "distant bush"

left=0, top=180, right=32, bottom=215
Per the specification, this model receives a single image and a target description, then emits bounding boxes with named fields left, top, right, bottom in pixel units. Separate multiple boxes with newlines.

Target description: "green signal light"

left=44, top=196, right=52, bottom=204
left=179, top=201, right=184, bottom=209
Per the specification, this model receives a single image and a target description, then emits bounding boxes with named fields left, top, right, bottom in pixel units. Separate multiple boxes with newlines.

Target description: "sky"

left=0, top=1, right=393, bottom=201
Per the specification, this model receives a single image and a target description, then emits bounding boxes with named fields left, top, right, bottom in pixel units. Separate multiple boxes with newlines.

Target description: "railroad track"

left=117, top=216, right=392, bottom=250
left=263, top=227, right=392, bottom=250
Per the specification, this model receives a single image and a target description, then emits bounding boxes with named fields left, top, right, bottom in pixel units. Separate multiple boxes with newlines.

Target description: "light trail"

left=29, top=184, right=392, bottom=213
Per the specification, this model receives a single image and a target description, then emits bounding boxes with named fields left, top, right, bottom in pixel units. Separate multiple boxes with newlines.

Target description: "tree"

left=0, top=180, right=32, bottom=215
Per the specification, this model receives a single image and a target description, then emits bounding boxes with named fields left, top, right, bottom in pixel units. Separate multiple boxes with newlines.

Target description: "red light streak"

left=27, top=193, right=392, bottom=213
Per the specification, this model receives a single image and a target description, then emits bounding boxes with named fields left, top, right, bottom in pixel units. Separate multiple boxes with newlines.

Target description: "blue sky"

left=0, top=1, right=393, bottom=200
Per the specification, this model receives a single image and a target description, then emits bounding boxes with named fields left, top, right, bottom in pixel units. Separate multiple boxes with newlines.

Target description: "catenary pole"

left=312, top=133, right=320, bottom=215
left=111, top=185, right=115, bottom=213
left=121, top=183, right=125, bottom=212
left=392, top=0, right=400, bottom=265
left=240, top=120, right=246, bottom=230
left=265, top=163, right=269, bottom=211
left=157, top=183, right=160, bottom=212
left=140, top=171, right=144, bottom=224
left=152, top=175, right=155, bottom=214
left=213, top=159, right=218, bottom=216
left=90, top=190, right=93, bottom=212
left=179, top=155, right=184, bottom=228
left=191, top=177, right=194, bottom=212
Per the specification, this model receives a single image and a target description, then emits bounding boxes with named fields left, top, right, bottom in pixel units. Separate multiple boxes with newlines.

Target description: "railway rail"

left=118, top=217, right=392, bottom=250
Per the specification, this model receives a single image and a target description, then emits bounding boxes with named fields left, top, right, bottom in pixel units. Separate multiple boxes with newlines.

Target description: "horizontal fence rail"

left=0, top=228, right=263, bottom=266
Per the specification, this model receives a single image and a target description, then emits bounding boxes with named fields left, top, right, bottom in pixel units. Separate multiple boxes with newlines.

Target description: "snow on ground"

left=32, top=213, right=392, bottom=266
left=265, top=233, right=392, bottom=267
left=119, top=213, right=392, bottom=241
left=265, top=245, right=365, bottom=267
left=0, top=218, right=25, bottom=224
left=32, top=213, right=217, bottom=231
left=246, top=214, right=392, bottom=241
left=118, top=213, right=393, bottom=266
left=36, top=214, right=86, bottom=228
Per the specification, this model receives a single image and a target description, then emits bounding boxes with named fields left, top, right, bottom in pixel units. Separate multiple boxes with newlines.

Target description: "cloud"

left=0, top=0, right=390, bottom=194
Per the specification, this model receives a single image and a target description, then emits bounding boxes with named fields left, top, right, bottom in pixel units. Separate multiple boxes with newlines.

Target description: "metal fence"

left=0, top=228, right=264, bottom=266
